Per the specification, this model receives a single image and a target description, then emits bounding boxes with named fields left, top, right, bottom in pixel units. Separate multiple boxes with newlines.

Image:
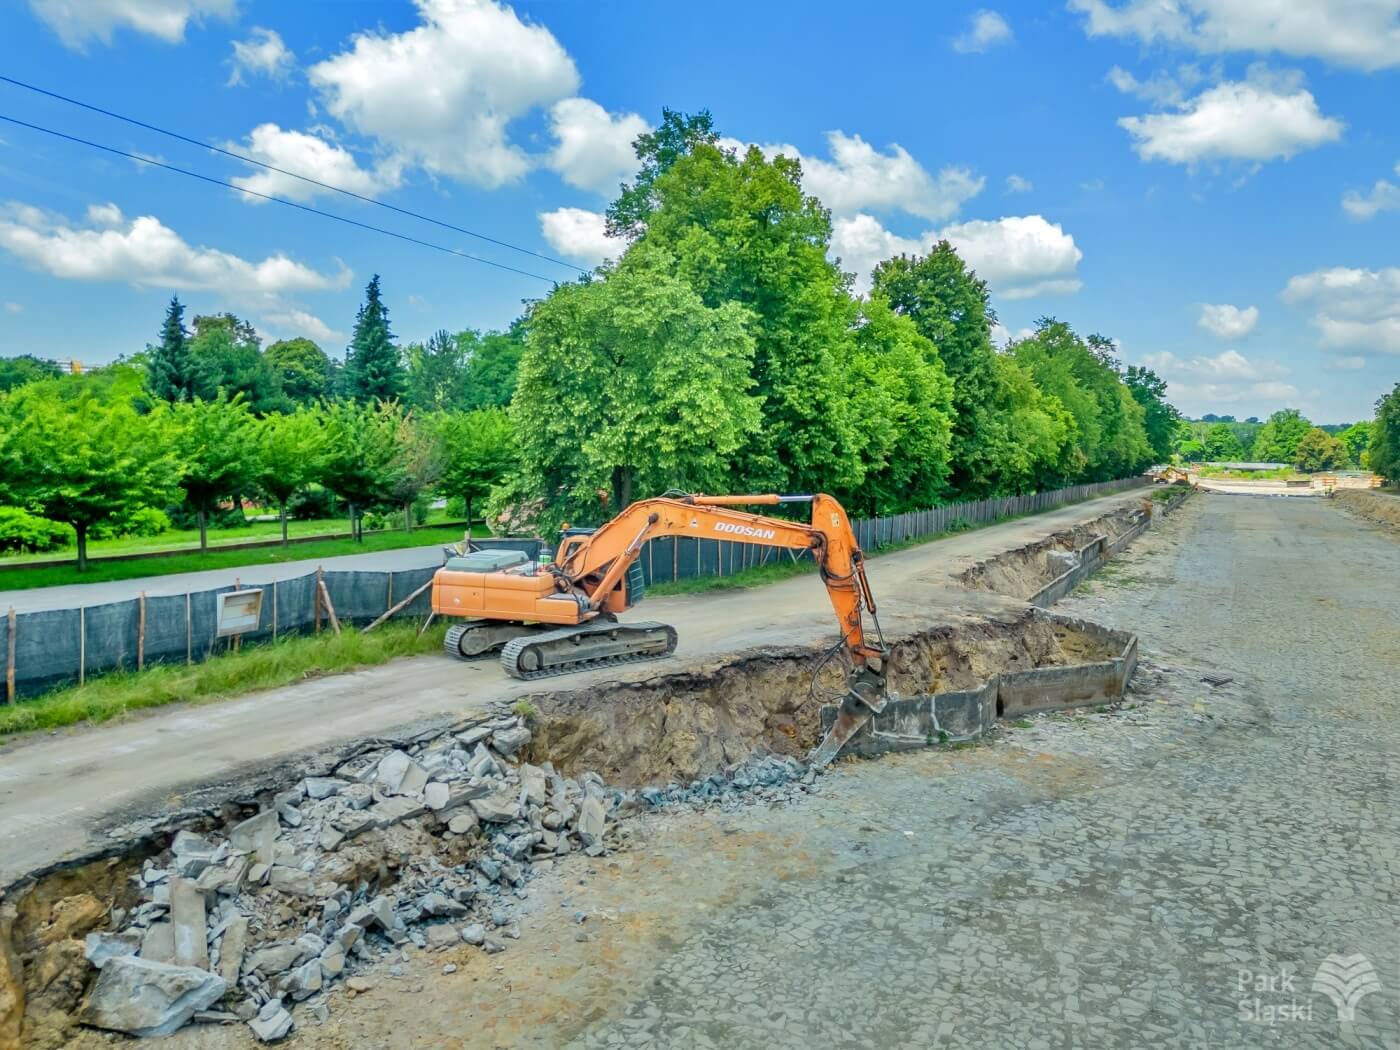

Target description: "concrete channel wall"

left=824, top=490, right=1185, bottom=759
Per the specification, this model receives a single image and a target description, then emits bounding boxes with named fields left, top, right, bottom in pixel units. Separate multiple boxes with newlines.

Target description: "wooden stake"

left=137, top=591, right=146, bottom=671
left=362, top=578, right=433, bottom=634
left=318, top=579, right=341, bottom=636
left=417, top=611, right=436, bottom=637
left=6, top=606, right=15, bottom=704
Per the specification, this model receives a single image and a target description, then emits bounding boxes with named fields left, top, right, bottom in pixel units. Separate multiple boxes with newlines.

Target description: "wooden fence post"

left=6, top=606, right=14, bottom=704
left=137, top=591, right=146, bottom=671
left=318, top=577, right=342, bottom=636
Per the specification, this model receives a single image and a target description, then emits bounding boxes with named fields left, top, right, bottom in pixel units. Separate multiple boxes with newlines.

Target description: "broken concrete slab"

left=245, top=943, right=304, bottom=977
left=169, top=877, right=208, bottom=969
left=248, top=998, right=293, bottom=1043
left=303, top=777, right=348, bottom=800
left=79, top=956, right=226, bottom=1037
left=217, top=916, right=248, bottom=987
left=267, top=866, right=317, bottom=898
left=140, top=922, right=175, bottom=964
left=577, top=796, right=606, bottom=847
left=423, top=782, right=450, bottom=811
left=519, top=764, right=547, bottom=806
left=447, top=811, right=479, bottom=835
left=84, top=930, right=141, bottom=969
left=469, top=792, right=521, bottom=824
left=375, top=750, right=412, bottom=793
left=396, top=761, right=430, bottom=798
left=228, top=810, right=279, bottom=865
left=491, top=726, right=531, bottom=756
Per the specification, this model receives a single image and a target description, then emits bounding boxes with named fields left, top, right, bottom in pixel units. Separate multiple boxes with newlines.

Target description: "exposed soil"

left=954, top=505, right=1144, bottom=600
left=1334, top=488, right=1400, bottom=531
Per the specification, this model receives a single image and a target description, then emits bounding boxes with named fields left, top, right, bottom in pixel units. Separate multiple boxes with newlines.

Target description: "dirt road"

left=0, top=491, right=1148, bottom=889
left=141, top=491, right=1398, bottom=1049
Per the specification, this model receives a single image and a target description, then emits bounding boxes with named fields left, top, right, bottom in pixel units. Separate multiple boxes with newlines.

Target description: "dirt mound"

left=955, top=507, right=1142, bottom=600
left=1335, top=489, right=1400, bottom=530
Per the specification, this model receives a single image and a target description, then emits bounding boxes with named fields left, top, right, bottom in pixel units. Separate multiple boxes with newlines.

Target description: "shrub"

left=287, top=485, right=340, bottom=521
left=91, top=506, right=172, bottom=539
left=0, top=507, right=75, bottom=553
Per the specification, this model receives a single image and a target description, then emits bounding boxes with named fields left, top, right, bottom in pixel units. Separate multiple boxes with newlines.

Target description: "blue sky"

left=2, top=0, right=1399, bottom=423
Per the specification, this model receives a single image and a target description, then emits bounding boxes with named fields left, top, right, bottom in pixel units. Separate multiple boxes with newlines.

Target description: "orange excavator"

left=431, top=493, right=890, bottom=763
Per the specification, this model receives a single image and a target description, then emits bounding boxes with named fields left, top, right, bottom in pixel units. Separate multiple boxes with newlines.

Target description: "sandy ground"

left=0, top=491, right=1150, bottom=890
left=100, top=490, right=1400, bottom=1049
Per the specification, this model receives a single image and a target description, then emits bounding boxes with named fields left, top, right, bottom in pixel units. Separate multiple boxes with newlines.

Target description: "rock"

left=79, top=956, right=226, bottom=1037
left=425, top=925, right=460, bottom=950
left=229, top=810, right=279, bottom=864
left=482, top=937, right=505, bottom=955
left=247, top=862, right=270, bottom=885
left=143, top=867, right=169, bottom=885
left=268, top=866, right=317, bottom=898
left=36, top=893, right=107, bottom=946
left=475, top=856, right=502, bottom=883
left=424, top=782, right=450, bottom=811
left=577, top=796, right=607, bottom=847
left=333, top=924, right=361, bottom=951
left=295, top=933, right=326, bottom=958
left=340, top=783, right=373, bottom=810
left=366, top=795, right=426, bottom=829
left=217, top=917, right=248, bottom=987
left=170, top=832, right=217, bottom=878
left=140, top=922, right=175, bottom=964
left=347, top=895, right=395, bottom=931
left=319, top=943, right=346, bottom=979
left=376, top=750, right=412, bottom=793
left=246, top=943, right=304, bottom=976
left=278, top=805, right=303, bottom=828
left=470, top=792, right=521, bottom=824
left=460, top=923, right=486, bottom=946
left=303, top=777, right=348, bottom=800
left=306, top=1001, right=330, bottom=1025
left=498, top=860, right=525, bottom=887
left=455, top=724, right=493, bottom=748
left=169, top=878, right=208, bottom=969
left=346, top=976, right=373, bottom=993
left=417, top=892, right=468, bottom=918
left=84, top=930, right=142, bottom=969
left=491, top=726, right=532, bottom=757
left=193, top=1009, right=239, bottom=1024
left=397, top=761, right=430, bottom=798
left=317, top=826, right=346, bottom=852
left=518, top=764, right=548, bottom=806
left=248, top=998, right=293, bottom=1042
left=195, top=858, right=247, bottom=896
left=447, top=811, right=479, bottom=835
left=283, top=958, right=322, bottom=1001
left=442, top=963, right=457, bottom=975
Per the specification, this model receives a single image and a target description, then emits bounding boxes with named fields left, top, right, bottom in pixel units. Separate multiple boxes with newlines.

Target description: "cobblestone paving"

left=557, top=495, right=1400, bottom=1049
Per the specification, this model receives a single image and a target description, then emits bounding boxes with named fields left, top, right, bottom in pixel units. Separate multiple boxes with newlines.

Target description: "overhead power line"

left=0, top=113, right=562, bottom=285
left=0, top=73, right=588, bottom=275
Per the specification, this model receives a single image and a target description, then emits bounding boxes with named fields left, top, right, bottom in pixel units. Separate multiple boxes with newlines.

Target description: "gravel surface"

left=70, top=493, right=1400, bottom=1048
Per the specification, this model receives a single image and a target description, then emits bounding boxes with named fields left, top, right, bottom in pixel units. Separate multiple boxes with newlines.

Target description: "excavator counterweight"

left=430, top=493, right=890, bottom=764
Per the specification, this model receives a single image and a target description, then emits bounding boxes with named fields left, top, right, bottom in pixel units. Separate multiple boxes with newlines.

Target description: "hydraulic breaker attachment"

left=810, top=662, right=889, bottom=768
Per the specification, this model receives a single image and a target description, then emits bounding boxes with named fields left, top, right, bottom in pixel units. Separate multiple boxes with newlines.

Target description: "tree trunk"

left=349, top=502, right=357, bottom=543
left=280, top=499, right=289, bottom=546
left=198, top=507, right=208, bottom=553
left=465, top=493, right=473, bottom=535
left=404, top=501, right=412, bottom=532
left=75, top=522, right=88, bottom=572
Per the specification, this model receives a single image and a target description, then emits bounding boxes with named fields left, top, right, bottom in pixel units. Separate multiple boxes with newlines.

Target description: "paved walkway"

left=0, top=543, right=455, bottom=614
left=0, top=490, right=1149, bottom=888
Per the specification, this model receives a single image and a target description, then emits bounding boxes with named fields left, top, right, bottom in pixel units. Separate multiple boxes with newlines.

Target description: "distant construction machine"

left=430, top=493, right=891, bottom=763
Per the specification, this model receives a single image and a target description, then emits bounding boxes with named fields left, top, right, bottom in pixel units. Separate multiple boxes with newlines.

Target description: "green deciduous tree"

left=434, top=408, right=517, bottom=528
left=265, top=338, right=332, bottom=406
left=405, top=329, right=466, bottom=412
left=1252, top=409, right=1313, bottom=463
left=1124, top=365, right=1181, bottom=463
left=254, top=409, right=327, bottom=544
left=606, top=108, right=718, bottom=240
left=0, top=354, right=61, bottom=393
left=387, top=413, right=443, bottom=531
left=1293, top=427, right=1347, bottom=472
left=460, top=326, right=525, bottom=411
left=344, top=275, right=404, bottom=404
left=1338, top=420, right=1373, bottom=467
left=146, top=296, right=201, bottom=403
left=189, top=313, right=290, bottom=414
left=1368, top=384, right=1400, bottom=482
left=319, top=400, right=405, bottom=541
left=1, top=386, right=179, bottom=569
left=1203, top=422, right=1245, bottom=461
left=171, top=394, right=260, bottom=552
left=515, top=246, right=760, bottom=524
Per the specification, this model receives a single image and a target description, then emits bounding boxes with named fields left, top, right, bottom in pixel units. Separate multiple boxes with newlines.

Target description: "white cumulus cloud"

left=538, top=207, right=625, bottom=266
left=1138, top=348, right=1297, bottom=408
left=830, top=213, right=1083, bottom=299
left=259, top=307, right=339, bottom=345
left=1342, top=161, right=1400, bottom=219
left=1070, top=0, right=1400, bottom=72
left=225, top=124, right=402, bottom=202
left=546, top=98, right=649, bottom=194
left=28, top=0, right=235, bottom=48
left=0, top=201, right=350, bottom=295
left=228, top=27, right=294, bottom=86
left=1118, top=71, right=1343, bottom=165
left=1283, top=265, right=1400, bottom=357
left=953, top=9, right=1013, bottom=53
left=1198, top=302, right=1258, bottom=338
left=1004, top=174, right=1033, bottom=194
left=308, top=0, right=580, bottom=189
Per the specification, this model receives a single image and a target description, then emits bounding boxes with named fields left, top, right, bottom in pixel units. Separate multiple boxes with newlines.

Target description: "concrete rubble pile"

left=73, top=715, right=617, bottom=1044
left=69, top=709, right=821, bottom=1045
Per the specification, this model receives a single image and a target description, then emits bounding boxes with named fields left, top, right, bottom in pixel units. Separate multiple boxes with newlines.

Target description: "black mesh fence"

left=2, top=480, right=1145, bottom=700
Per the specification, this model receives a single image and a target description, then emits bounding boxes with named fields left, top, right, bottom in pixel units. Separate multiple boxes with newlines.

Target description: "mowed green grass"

left=0, top=524, right=483, bottom=591
left=0, top=622, right=448, bottom=741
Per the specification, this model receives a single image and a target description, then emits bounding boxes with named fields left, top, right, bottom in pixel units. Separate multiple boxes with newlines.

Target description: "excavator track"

left=499, top=620, right=678, bottom=680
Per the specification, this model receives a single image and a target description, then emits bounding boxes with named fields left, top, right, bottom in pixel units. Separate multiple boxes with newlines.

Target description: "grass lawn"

left=0, top=508, right=464, bottom=565
left=0, top=622, right=447, bottom=740
left=0, top=524, right=484, bottom=591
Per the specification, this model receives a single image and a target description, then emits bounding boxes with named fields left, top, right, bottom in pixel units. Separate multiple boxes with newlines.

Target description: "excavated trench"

left=0, top=498, right=1163, bottom=1050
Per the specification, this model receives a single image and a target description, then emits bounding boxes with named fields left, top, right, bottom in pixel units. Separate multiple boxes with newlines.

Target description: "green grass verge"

left=0, top=525, right=483, bottom=591
left=0, top=622, right=447, bottom=741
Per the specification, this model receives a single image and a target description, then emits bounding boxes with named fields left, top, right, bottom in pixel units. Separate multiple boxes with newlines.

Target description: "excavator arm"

left=553, top=493, right=890, bottom=764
